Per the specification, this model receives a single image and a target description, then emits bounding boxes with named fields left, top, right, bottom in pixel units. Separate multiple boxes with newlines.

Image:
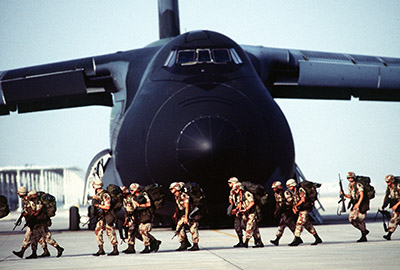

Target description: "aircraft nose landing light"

left=176, top=116, right=245, bottom=173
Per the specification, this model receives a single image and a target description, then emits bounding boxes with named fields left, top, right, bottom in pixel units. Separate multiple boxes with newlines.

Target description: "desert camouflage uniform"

left=175, top=192, right=199, bottom=243
left=348, top=182, right=367, bottom=232
left=230, top=188, right=243, bottom=240
left=386, top=182, right=400, bottom=233
left=20, top=198, right=47, bottom=250
left=274, top=190, right=295, bottom=237
left=123, top=194, right=140, bottom=245
left=287, top=187, right=317, bottom=237
left=134, top=192, right=156, bottom=246
left=94, top=190, right=117, bottom=246
left=27, top=198, right=61, bottom=251
left=234, top=190, right=261, bottom=240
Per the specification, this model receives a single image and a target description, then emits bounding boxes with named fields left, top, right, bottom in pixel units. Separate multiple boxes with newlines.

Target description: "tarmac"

left=0, top=209, right=399, bottom=270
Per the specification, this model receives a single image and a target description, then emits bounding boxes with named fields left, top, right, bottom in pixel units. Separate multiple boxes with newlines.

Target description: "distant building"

left=0, top=166, right=85, bottom=210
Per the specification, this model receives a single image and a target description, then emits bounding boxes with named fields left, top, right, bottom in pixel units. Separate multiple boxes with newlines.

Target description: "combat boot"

left=123, top=244, right=136, bottom=254
left=56, top=245, right=64, bottom=257
left=149, top=240, right=162, bottom=252
left=233, top=236, right=244, bottom=247
left=253, top=238, right=264, bottom=248
left=243, top=238, right=249, bottom=248
left=311, top=234, right=323, bottom=245
left=13, top=246, right=27, bottom=258
left=176, top=241, right=188, bottom=251
left=357, top=230, right=369, bottom=242
left=92, top=245, right=105, bottom=256
left=26, top=250, right=38, bottom=259
left=140, top=246, right=151, bottom=254
left=38, top=247, right=51, bottom=257
left=108, top=245, right=119, bottom=256
left=288, top=236, right=302, bottom=246
left=383, top=232, right=392, bottom=240
left=270, top=236, right=281, bottom=246
left=188, top=243, right=200, bottom=251
left=184, top=237, right=192, bottom=248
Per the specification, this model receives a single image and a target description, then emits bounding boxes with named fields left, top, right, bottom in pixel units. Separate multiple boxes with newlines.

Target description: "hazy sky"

left=1, top=0, right=399, bottom=198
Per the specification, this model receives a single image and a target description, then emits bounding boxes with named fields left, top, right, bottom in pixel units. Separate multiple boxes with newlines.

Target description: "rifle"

left=13, top=211, right=25, bottom=231
left=171, top=207, right=199, bottom=239
left=374, top=208, right=391, bottom=232
left=337, top=174, right=346, bottom=216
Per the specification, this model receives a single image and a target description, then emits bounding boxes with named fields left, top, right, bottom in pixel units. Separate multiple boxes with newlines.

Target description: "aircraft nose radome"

left=176, top=116, right=245, bottom=174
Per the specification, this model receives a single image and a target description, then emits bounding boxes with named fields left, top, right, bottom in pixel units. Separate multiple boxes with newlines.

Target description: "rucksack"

left=242, top=181, right=269, bottom=220
left=298, top=180, right=321, bottom=211
left=106, top=184, right=124, bottom=211
left=355, top=176, right=375, bottom=200
left=182, top=182, right=206, bottom=220
left=37, top=191, right=57, bottom=217
left=143, top=183, right=164, bottom=210
left=0, top=195, right=10, bottom=219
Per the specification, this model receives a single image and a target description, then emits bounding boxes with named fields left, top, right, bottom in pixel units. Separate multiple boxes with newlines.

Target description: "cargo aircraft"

left=1, top=0, right=399, bottom=225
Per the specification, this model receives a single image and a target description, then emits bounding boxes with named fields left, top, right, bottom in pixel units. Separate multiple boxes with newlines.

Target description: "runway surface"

left=0, top=210, right=399, bottom=270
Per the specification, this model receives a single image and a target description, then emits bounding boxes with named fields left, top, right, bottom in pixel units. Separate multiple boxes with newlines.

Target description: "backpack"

left=37, top=191, right=57, bottom=217
left=242, top=181, right=269, bottom=220
left=299, top=180, right=321, bottom=210
left=0, top=195, right=10, bottom=219
left=182, top=182, right=206, bottom=220
left=106, top=184, right=124, bottom=211
left=355, top=176, right=375, bottom=200
left=143, top=183, right=164, bottom=210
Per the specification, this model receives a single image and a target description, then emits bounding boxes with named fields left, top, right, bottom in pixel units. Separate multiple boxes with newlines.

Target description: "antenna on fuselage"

left=158, top=0, right=180, bottom=39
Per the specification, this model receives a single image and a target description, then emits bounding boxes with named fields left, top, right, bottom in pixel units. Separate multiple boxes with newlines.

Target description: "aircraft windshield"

left=164, top=48, right=241, bottom=67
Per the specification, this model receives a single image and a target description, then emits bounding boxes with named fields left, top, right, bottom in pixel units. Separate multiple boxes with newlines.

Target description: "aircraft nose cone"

left=176, top=116, right=245, bottom=174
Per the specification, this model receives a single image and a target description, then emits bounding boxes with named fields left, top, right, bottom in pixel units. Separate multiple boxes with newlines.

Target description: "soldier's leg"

left=123, top=219, right=136, bottom=253
left=13, top=227, right=31, bottom=258
left=26, top=225, right=43, bottom=259
left=384, top=211, right=400, bottom=240
left=350, top=209, right=368, bottom=242
left=175, top=217, right=188, bottom=251
left=252, top=223, right=264, bottom=248
left=188, top=221, right=200, bottom=251
left=289, top=212, right=306, bottom=246
left=105, top=223, right=119, bottom=255
left=92, top=219, right=106, bottom=256
left=42, top=225, right=64, bottom=257
left=233, top=215, right=244, bottom=247
left=302, top=211, right=322, bottom=245
left=244, top=213, right=256, bottom=247
left=139, top=223, right=152, bottom=253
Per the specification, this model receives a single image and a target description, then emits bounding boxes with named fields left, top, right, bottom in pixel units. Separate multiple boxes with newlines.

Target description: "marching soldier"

left=286, top=179, right=322, bottom=246
left=121, top=186, right=139, bottom=253
left=227, top=177, right=245, bottom=247
left=92, top=179, right=119, bottom=256
left=382, top=174, right=400, bottom=240
left=24, top=191, right=64, bottom=259
left=270, top=181, right=296, bottom=246
left=130, top=183, right=161, bottom=253
left=231, top=182, right=264, bottom=248
left=170, top=182, right=200, bottom=251
left=341, top=172, right=370, bottom=242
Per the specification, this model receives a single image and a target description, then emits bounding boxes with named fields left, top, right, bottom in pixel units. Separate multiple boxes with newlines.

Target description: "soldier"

left=382, top=174, right=400, bottom=240
left=227, top=177, right=245, bottom=247
left=24, top=191, right=64, bottom=259
left=270, top=181, right=296, bottom=246
left=170, top=182, right=200, bottom=251
left=121, top=186, right=139, bottom=253
left=92, top=179, right=119, bottom=256
left=12, top=187, right=53, bottom=259
left=341, top=172, right=370, bottom=242
left=231, top=182, right=264, bottom=248
left=286, top=179, right=322, bottom=246
left=130, top=183, right=161, bottom=253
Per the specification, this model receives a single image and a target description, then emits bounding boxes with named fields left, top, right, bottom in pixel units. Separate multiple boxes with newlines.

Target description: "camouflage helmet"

left=92, top=179, right=103, bottom=189
left=17, top=186, right=27, bottom=196
left=169, top=182, right=182, bottom=192
left=27, top=190, right=37, bottom=198
left=347, top=172, right=356, bottom=179
left=271, top=181, right=282, bottom=189
left=228, top=177, right=239, bottom=184
left=129, top=183, right=140, bottom=193
left=286, top=179, right=297, bottom=187
left=385, top=174, right=394, bottom=183
left=120, top=186, right=129, bottom=194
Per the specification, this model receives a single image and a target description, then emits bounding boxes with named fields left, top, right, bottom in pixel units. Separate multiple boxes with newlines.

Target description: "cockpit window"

left=212, top=49, right=231, bottom=62
left=164, top=48, right=242, bottom=67
left=177, top=50, right=196, bottom=64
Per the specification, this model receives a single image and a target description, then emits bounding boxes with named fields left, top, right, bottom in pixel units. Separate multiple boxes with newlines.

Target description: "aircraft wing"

left=243, top=45, right=400, bottom=101
left=0, top=47, right=155, bottom=115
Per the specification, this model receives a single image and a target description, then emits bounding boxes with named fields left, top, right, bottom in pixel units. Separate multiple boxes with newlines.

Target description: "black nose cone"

left=176, top=116, right=245, bottom=175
